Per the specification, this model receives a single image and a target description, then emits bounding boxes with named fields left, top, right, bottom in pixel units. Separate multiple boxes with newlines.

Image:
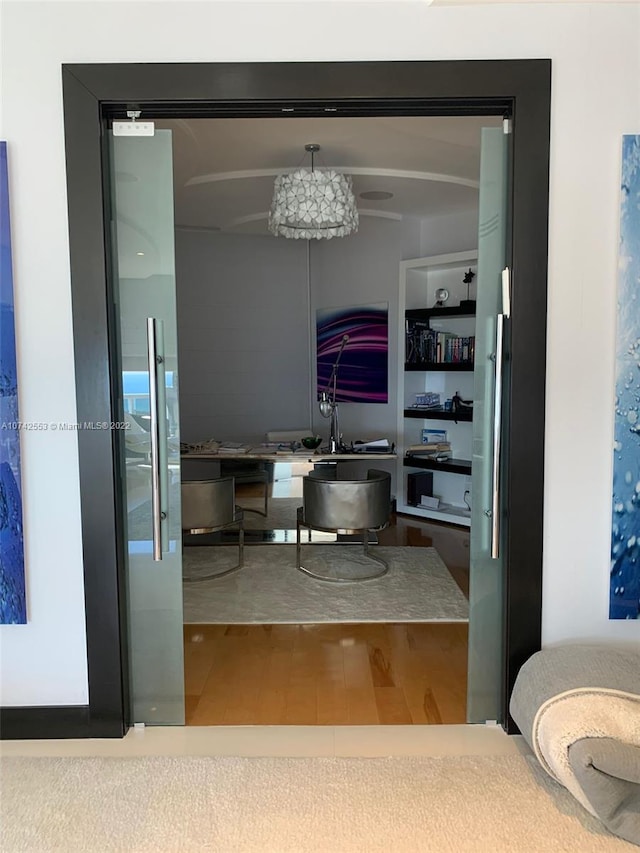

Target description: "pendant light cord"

left=307, top=239, right=314, bottom=429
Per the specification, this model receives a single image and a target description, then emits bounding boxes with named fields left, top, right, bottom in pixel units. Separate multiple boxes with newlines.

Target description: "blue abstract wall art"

left=316, top=302, right=388, bottom=404
left=0, top=142, right=26, bottom=624
left=610, top=134, right=640, bottom=620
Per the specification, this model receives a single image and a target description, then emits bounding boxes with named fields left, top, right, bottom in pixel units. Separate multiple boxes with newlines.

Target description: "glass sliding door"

left=108, top=129, right=184, bottom=725
left=467, top=125, right=510, bottom=723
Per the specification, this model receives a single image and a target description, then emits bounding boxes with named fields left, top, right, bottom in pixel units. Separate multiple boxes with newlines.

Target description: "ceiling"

left=153, top=115, right=503, bottom=236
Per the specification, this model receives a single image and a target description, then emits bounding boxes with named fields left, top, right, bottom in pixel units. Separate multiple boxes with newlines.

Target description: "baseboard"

left=0, top=705, right=125, bottom=740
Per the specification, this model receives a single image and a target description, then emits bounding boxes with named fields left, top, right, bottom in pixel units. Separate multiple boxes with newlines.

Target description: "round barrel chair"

left=296, top=467, right=391, bottom=582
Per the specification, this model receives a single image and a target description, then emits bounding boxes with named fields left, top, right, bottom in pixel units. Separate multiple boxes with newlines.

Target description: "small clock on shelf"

left=434, top=288, right=449, bottom=307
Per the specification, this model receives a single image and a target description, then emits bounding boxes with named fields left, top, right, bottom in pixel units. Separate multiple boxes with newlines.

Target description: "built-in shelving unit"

left=396, top=250, right=478, bottom=527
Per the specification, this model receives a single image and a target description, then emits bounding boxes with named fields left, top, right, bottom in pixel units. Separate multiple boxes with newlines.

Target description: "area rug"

left=182, top=545, right=468, bottom=623
left=0, top=754, right=631, bottom=852
left=239, top=496, right=301, bottom=530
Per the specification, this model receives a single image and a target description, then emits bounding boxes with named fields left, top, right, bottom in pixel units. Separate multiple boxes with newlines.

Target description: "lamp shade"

left=268, top=168, right=359, bottom=240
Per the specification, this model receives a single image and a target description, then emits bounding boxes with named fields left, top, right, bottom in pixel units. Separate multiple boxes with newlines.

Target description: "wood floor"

left=183, top=477, right=471, bottom=726
left=184, top=622, right=468, bottom=725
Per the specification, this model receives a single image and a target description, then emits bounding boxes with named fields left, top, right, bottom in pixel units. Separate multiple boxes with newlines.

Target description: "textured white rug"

left=240, top=496, right=301, bottom=530
left=0, top=754, right=629, bottom=852
left=182, top=545, right=468, bottom=623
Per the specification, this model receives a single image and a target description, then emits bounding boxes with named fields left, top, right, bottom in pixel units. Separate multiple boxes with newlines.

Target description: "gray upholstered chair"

left=181, top=477, right=244, bottom=581
left=296, top=468, right=391, bottom=582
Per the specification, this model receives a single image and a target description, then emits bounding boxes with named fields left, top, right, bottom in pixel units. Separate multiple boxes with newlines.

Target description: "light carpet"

left=1, top=754, right=632, bottom=852
left=240, top=496, right=301, bottom=530
left=182, top=545, right=468, bottom=623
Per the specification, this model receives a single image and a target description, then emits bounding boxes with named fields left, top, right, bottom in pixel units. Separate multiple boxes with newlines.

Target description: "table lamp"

left=319, top=334, right=350, bottom=454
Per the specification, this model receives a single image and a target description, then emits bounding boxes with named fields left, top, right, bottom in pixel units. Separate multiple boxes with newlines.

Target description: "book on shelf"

left=405, top=319, right=475, bottom=366
left=405, top=442, right=451, bottom=460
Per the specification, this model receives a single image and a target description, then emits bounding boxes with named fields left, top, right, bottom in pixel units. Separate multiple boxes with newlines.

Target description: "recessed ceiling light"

left=359, top=191, right=394, bottom=200
left=136, top=252, right=145, bottom=256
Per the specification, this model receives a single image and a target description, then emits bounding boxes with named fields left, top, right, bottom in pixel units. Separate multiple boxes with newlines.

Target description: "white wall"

left=1, top=1, right=638, bottom=707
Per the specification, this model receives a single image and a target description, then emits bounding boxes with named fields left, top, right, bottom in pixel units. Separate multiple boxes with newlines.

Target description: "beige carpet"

left=182, top=545, right=468, bottom=623
left=240, top=496, right=301, bottom=530
left=0, top=754, right=632, bottom=852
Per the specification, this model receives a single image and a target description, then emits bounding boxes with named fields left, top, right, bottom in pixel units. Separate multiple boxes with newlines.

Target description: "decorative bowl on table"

left=301, top=435, right=323, bottom=450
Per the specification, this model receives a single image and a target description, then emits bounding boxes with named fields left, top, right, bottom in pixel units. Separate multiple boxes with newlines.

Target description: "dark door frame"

left=5, top=60, right=550, bottom=739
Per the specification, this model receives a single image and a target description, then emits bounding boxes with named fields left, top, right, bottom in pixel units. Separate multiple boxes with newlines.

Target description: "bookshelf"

left=396, top=251, right=478, bottom=527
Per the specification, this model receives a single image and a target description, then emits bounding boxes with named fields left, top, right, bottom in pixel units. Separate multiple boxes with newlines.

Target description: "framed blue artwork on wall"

left=316, top=302, right=388, bottom=404
left=610, top=134, right=640, bottom=620
left=0, top=141, right=26, bottom=624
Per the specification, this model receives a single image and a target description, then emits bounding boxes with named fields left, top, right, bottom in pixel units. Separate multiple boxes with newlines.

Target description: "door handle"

left=146, top=317, right=165, bottom=561
left=491, top=312, right=506, bottom=559
left=490, top=267, right=511, bottom=558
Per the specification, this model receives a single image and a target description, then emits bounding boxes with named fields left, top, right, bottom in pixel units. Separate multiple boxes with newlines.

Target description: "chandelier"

left=268, top=143, right=359, bottom=240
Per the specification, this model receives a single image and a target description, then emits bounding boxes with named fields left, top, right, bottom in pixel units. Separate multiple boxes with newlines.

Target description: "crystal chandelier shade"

left=268, top=145, right=359, bottom=240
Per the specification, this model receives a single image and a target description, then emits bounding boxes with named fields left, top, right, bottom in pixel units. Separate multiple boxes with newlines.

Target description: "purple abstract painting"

left=316, top=303, right=388, bottom=404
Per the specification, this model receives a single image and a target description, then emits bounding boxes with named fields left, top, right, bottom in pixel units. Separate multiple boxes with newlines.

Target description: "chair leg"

left=239, top=474, right=268, bottom=517
left=297, top=527, right=390, bottom=583
left=361, top=534, right=390, bottom=579
left=182, top=518, right=244, bottom=582
left=238, top=520, right=244, bottom=568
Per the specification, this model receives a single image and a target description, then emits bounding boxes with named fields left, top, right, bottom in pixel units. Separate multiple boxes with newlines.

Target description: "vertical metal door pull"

left=491, top=269, right=510, bottom=559
left=147, top=318, right=163, bottom=561
left=491, top=314, right=505, bottom=559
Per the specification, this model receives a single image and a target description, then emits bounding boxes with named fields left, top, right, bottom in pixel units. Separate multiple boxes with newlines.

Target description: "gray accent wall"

left=176, top=230, right=310, bottom=443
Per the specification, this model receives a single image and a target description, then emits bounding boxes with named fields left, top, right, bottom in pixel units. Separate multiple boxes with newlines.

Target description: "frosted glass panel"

left=467, top=127, right=509, bottom=723
left=108, top=130, right=184, bottom=725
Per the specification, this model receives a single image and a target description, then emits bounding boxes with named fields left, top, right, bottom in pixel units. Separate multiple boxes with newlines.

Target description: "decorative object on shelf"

left=460, top=268, right=477, bottom=311
left=610, top=134, right=640, bottom=620
left=301, top=435, right=322, bottom=450
left=317, top=303, right=388, bottom=403
left=413, top=391, right=441, bottom=409
left=0, top=142, right=26, bottom=625
left=434, top=287, right=449, bottom=307
left=268, top=143, right=359, bottom=240
left=464, top=268, right=475, bottom=297
left=422, top=428, right=447, bottom=444
left=451, top=391, right=474, bottom=423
